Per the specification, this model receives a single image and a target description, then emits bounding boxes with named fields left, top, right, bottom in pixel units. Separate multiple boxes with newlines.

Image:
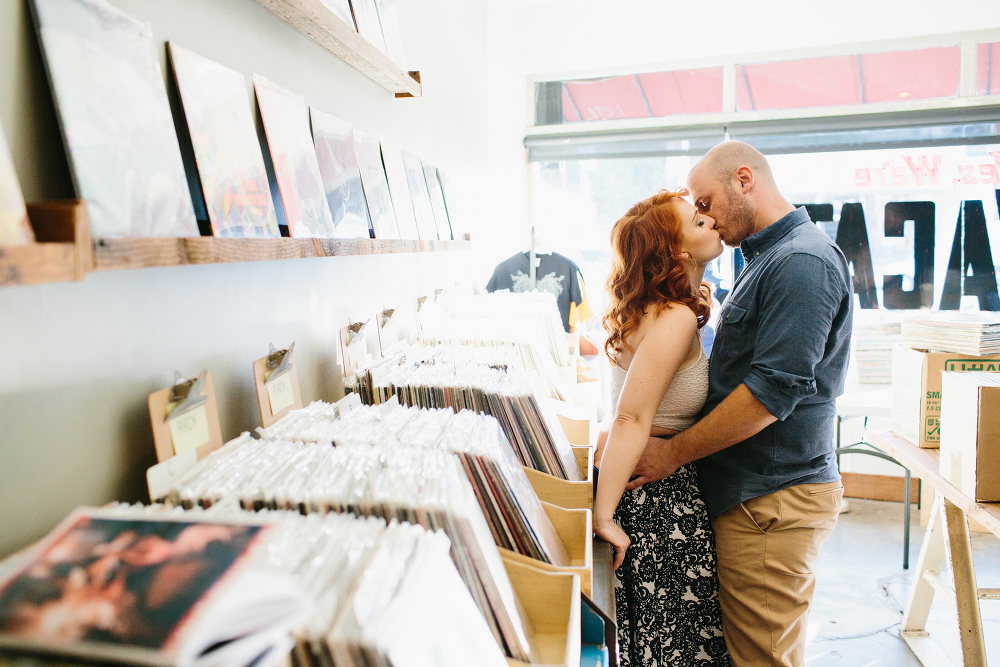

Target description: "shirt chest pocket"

left=717, top=302, right=754, bottom=353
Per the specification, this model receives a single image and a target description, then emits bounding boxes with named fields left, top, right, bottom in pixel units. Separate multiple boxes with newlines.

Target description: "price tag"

left=267, top=372, right=296, bottom=415
left=167, top=404, right=211, bottom=455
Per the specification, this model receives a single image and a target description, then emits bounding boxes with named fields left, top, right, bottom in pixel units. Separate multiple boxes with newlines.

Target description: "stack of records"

left=161, top=432, right=535, bottom=662
left=351, top=344, right=581, bottom=480
left=902, top=312, right=1000, bottom=355
left=420, top=291, right=570, bottom=367
left=259, top=400, right=570, bottom=565
left=852, top=320, right=901, bottom=384
left=32, top=502, right=511, bottom=667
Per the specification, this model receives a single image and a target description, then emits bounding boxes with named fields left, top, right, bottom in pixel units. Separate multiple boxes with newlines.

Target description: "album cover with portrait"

left=0, top=508, right=304, bottom=667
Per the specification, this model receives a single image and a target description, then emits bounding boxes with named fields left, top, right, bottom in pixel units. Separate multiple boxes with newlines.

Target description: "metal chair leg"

left=904, top=468, right=911, bottom=570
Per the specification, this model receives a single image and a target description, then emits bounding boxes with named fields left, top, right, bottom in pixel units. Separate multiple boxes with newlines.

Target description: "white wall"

left=484, top=0, right=1000, bottom=266
left=0, top=0, right=486, bottom=556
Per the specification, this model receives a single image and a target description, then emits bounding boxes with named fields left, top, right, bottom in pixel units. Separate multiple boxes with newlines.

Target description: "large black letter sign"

left=834, top=203, right=879, bottom=308
left=883, top=201, right=935, bottom=309
left=940, top=200, right=1000, bottom=310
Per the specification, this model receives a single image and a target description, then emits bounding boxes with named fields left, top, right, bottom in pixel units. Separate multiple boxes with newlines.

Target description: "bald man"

left=627, top=142, right=853, bottom=666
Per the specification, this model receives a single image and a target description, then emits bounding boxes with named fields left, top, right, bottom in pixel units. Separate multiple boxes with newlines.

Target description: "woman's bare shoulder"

left=645, top=301, right=698, bottom=332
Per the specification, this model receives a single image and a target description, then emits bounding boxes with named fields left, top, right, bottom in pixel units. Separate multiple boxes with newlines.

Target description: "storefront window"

left=977, top=41, right=1000, bottom=96
left=736, top=46, right=961, bottom=111
left=531, top=143, right=1000, bottom=331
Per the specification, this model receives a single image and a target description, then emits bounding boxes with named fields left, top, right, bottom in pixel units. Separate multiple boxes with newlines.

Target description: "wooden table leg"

left=903, top=497, right=948, bottom=633
left=901, top=496, right=955, bottom=666
left=943, top=499, right=987, bottom=666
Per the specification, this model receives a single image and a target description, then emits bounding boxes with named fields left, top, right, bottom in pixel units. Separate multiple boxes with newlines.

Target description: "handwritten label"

left=168, top=404, right=211, bottom=455
left=267, top=372, right=296, bottom=415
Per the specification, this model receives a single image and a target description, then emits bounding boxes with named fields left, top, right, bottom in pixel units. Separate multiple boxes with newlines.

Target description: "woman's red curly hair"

left=603, top=188, right=711, bottom=365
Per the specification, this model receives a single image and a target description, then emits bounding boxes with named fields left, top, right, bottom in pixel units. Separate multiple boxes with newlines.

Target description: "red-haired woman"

left=594, top=189, right=730, bottom=666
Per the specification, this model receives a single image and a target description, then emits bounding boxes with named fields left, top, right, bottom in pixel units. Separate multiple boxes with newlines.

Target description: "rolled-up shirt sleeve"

left=743, top=253, right=847, bottom=421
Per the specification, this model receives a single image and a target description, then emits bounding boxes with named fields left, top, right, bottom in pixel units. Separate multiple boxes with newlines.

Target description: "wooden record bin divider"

left=524, top=446, right=595, bottom=511
left=0, top=200, right=90, bottom=287
left=499, top=501, right=593, bottom=598
left=503, top=557, right=582, bottom=667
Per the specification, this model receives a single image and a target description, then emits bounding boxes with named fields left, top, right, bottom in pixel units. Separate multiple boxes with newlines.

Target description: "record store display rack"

left=0, top=290, right=613, bottom=667
left=0, top=0, right=466, bottom=288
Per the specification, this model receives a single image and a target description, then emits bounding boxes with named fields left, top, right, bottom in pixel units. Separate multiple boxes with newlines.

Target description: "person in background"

left=593, top=189, right=730, bottom=665
left=626, top=141, right=853, bottom=667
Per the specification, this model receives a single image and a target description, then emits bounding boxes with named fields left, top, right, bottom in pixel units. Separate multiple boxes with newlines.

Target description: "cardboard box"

left=939, top=372, right=1000, bottom=502
left=891, top=346, right=1000, bottom=448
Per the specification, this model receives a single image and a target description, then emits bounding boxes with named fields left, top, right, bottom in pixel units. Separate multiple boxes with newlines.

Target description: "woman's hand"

left=594, top=518, right=630, bottom=571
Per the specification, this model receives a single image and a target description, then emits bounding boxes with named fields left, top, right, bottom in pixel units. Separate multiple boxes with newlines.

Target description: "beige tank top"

left=609, top=340, right=709, bottom=432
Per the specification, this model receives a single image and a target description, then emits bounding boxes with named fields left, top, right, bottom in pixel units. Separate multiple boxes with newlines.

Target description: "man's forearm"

left=670, top=383, right=777, bottom=466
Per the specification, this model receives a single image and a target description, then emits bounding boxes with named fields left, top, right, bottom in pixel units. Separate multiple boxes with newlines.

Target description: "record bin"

left=499, top=502, right=593, bottom=597
left=503, top=557, right=582, bottom=667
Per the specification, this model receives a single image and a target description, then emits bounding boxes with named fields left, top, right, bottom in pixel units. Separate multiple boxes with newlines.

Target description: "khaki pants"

left=711, top=481, right=843, bottom=667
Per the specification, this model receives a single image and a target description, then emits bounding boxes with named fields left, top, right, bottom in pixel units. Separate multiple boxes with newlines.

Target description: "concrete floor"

left=805, top=498, right=1000, bottom=665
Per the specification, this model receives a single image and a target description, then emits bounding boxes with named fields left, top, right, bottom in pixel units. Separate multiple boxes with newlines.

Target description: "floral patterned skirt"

left=613, top=463, right=731, bottom=666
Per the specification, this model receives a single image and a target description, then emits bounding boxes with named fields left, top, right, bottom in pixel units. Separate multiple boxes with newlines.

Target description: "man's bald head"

left=696, top=141, right=776, bottom=190
left=687, top=141, right=793, bottom=246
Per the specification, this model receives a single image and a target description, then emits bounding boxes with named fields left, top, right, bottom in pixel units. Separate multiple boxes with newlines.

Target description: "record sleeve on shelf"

left=379, top=138, right=420, bottom=239
left=436, top=166, right=458, bottom=240
left=373, top=0, right=406, bottom=70
left=168, top=43, right=280, bottom=238
left=353, top=128, right=399, bottom=239
left=349, top=0, right=388, bottom=56
left=317, top=0, right=356, bottom=30
left=29, top=0, right=199, bottom=238
left=402, top=148, right=438, bottom=240
left=0, top=125, right=33, bottom=245
left=309, top=108, right=373, bottom=239
left=253, top=76, right=337, bottom=238
left=422, top=160, right=454, bottom=241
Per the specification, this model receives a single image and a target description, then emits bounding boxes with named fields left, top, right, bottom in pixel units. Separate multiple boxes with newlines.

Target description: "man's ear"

left=734, top=166, right=754, bottom=193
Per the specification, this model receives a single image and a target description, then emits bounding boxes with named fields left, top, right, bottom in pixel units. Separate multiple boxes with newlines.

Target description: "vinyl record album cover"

left=373, top=0, right=406, bottom=70
left=0, top=510, right=268, bottom=666
left=436, top=167, right=457, bottom=240
left=0, top=125, right=34, bottom=245
left=353, top=128, right=399, bottom=239
left=253, top=76, right=336, bottom=238
left=423, top=161, right=453, bottom=241
left=379, top=138, right=419, bottom=239
left=168, top=43, right=280, bottom=238
left=310, top=108, right=373, bottom=239
left=349, top=0, right=388, bottom=56
left=401, top=149, right=437, bottom=241
left=318, top=0, right=356, bottom=30
left=29, top=0, right=198, bottom=238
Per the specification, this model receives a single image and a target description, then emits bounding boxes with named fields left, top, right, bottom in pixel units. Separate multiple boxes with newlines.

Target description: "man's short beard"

left=723, top=181, right=756, bottom=246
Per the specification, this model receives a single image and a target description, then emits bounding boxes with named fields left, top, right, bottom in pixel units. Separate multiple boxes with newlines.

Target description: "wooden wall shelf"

left=92, top=237, right=469, bottom=272
left=0, top=200, right=90, bottom=287
left=254, top=0, right=422, bottom=98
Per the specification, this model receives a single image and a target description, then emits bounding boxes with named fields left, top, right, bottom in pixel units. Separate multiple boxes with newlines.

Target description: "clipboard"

left=253, top=343, right=303, bottom=428
left=148, top=371, right=223, bottom=464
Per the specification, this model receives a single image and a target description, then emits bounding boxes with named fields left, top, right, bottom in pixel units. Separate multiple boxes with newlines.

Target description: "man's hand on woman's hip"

left=626, top=435, right=682, bottom=490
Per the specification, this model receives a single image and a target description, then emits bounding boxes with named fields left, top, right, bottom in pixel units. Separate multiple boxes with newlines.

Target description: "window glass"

left=736, top=46, right=961, bottom=111
left=534, top=67, right=724, bottom=126
left=977, top=42, right=1000, bottom=96
left=529, top=143, right=1000, bottom=334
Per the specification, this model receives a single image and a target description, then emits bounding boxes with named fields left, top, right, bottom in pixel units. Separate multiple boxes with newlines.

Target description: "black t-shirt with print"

left=486, top=252, right=584, bottom=332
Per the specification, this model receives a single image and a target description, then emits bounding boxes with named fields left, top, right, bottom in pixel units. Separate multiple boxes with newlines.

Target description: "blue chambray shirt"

left=696, top=207, right=853, bottom=520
